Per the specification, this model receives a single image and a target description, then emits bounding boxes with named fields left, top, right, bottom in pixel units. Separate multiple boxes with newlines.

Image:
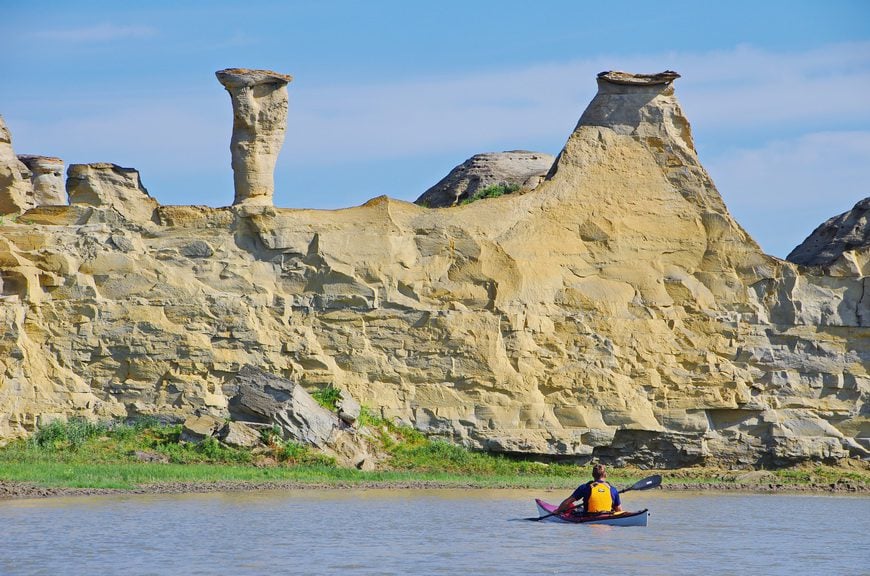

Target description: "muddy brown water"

left=1, top=488, right=868, bottom=575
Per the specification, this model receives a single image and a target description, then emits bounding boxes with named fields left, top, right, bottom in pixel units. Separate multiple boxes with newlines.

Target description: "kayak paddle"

left=525, top=474, right=662, bottom=521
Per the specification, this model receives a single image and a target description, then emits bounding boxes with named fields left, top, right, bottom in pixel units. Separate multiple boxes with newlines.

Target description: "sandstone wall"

left=0, top=71, right=866, bottom=468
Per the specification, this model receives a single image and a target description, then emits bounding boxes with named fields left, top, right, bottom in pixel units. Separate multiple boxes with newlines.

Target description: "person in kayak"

left=553, top=464, right=623, bottom=516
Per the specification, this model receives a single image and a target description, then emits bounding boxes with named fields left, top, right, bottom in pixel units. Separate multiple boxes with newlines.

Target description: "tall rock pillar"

left=216, top=68, right=292, bottom=206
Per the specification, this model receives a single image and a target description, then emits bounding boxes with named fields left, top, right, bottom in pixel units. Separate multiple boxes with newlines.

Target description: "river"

left=1, top=488, right=868, bottom=575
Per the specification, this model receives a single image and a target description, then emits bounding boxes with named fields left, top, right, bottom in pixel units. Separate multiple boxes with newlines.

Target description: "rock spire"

left=216, top=68, right=293, bottom=206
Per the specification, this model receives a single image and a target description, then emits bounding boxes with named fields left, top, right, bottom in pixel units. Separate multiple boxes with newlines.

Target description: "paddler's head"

left=592, top=464, right=606, bottom=481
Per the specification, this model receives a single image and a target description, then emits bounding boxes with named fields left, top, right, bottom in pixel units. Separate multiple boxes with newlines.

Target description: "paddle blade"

left=622, top=474, right=662, bottom=493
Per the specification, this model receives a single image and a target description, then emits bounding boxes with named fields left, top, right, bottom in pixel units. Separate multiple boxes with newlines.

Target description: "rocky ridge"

left=415, top=151, right=555, bottom=207
left=787, top=196, right=870, bottom=277
left=0, top=69, right=867, bottom=469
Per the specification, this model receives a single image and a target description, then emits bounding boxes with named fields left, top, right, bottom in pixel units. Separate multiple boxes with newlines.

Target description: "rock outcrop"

left=415, top=151, right=554, bottom=207
left=66, top=163, right=158, bottom=223
left=787, top=197, right=870, bottom=277
left=216, top=68, right=292, bottom=206
left=0, top=70, right=866, bottom=470
left=18, top=155, right=65, bottom=206
left=0, top=116, right=34, bottom=215
left=227, top=366, right=372, bottom=467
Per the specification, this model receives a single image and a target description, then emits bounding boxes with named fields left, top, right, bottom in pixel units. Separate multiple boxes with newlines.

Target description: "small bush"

left=279, top=441, right=336, bottom=467
left=260, top=425, right=283, bottom=445
left=30, top=418, right=111, bottom=450
left=311, top=385, right=342, bottom=411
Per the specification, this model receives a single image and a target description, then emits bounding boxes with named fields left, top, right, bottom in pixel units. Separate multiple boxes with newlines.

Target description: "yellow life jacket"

left=586, top=481, right=614, bottom=513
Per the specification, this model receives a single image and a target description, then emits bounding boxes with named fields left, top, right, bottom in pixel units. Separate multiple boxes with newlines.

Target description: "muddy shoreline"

left=2, top=479, right=867, bottom=501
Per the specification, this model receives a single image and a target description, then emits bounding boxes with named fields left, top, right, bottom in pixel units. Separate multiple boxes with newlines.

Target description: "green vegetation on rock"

left=460, top=183, right=520, bottom=205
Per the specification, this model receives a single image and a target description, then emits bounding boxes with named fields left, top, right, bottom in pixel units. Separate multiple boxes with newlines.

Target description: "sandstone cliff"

left=0, top=70, right=866, bottom=468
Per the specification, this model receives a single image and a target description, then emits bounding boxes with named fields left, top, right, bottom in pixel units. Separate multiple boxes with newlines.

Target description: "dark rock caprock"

left=787, top=197, right=870, bottom=276
left=415, top=151, right=554, bottom=207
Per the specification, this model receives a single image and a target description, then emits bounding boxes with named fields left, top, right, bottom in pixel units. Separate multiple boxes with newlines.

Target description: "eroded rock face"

left=216, top=68, right=292, bottom=206
left=67, top=163, right=158, bottom=223
left=415, top=151, right=555, bottom=207
left=0, top=116, right=34, bottom=215
left=0, top=71, right=866, bottom=469
left=18, top=155, right=65, bottom=206
left=787, top=197, right=870, bottom=276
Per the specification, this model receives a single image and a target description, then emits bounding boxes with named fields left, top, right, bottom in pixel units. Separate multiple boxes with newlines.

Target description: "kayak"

left=534, top=499, right=649, bottom=526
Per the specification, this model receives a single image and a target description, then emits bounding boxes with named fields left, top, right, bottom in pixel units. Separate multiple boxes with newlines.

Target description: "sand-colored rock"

left=787, top=197, right=869, bottom=277
left=216, top=68, right=292, bottom=206
left=415, top=151, right=555, bottom=207
left=18, top=155, right=65, bottom=205
left=0, top=70, right=866, bottom=469
left=0, top=116, right=34, bottom=215
left=67, top=163, right=158, bottom=223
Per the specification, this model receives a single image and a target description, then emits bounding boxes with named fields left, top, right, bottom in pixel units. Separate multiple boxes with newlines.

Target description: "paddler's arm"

left=553, top=496, right=578, bottom=515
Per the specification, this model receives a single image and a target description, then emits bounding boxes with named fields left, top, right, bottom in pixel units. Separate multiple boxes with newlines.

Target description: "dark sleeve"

left=571, top=482, right=590, bottom=501
left=611, top=485, right=620, bottom=507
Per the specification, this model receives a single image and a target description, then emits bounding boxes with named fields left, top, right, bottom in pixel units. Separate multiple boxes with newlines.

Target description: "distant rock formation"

left=18, top=155, right=65, bottom=206
left=67, top=163, right=158, bottom=222
left=0, top=115, right=34, bottom=215
left=216, top=68, right=292, bottom=206
left=787, top=197, right=869, bottom=276
left=415, top=151, right=554, bottom=207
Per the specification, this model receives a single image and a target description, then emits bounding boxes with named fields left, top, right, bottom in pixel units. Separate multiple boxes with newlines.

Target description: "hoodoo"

left=215, top=68, right=293, bottom=206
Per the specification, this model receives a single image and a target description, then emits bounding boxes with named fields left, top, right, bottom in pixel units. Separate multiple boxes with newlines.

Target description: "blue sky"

left=3, top=0, right=869, bottom=257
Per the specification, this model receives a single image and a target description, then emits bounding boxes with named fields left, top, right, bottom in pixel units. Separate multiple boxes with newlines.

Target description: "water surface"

left=1, top=488, right=867, bottom=575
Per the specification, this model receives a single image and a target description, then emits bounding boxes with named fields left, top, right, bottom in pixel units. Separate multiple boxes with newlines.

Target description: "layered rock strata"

left=216, top=68, right=292, bottom=206
left=415, top=151, right=555, bottom=207
left=66, top=163, right=158, bottom=223
left=18, top=155, right=65, bottom=206
left=0, top=116, right=34, bottom=215
left=787, top=197, right=870, bottom=277
left=0, top=70, right=867, bottom=469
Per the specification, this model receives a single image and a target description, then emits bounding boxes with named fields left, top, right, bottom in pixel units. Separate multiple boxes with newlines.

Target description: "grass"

left=460, top=183, right=520, bottom=205
left=310, top=385, right=342, bottom=411
left=0, top=417, right=866, bottom=492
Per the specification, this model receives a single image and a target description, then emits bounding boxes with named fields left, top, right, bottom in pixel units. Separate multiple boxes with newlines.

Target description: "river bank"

left=2, top=471, right=867, bottom=501
left=2, top=418, right=867, bottom=500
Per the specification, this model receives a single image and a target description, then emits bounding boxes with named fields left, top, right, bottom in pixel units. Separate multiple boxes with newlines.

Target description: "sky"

left=3, top=0, right=869, bottom=258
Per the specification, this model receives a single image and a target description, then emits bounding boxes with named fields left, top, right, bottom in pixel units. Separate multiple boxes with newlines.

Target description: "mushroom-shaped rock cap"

left=597, top=70, right=681, bottom=85
left=215, top=68, right=293, bottom=88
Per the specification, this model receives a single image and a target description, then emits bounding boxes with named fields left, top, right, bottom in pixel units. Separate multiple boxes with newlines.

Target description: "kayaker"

left=553, top=464, right=623, bottom=516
